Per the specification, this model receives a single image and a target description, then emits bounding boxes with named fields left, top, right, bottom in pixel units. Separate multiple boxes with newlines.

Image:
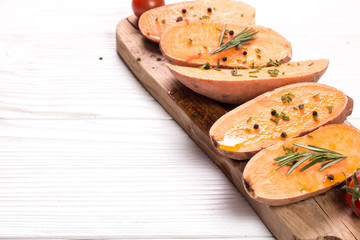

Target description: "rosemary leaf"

left=211, top=27, right=258, bottom=55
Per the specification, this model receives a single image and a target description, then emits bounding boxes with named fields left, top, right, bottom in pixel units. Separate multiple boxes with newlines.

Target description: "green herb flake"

left=313, top=93, right=320, bottom=98
left=192, top=112, right=199, bottom=119
left=162, top=19, right=166, bottom=23
left=313, top=115, right=318, bottom=122
left=202, top=15, right=210, bottom=19
left=257, top=54, right=261, bottom=59
left=199, top=62, right=211, bottom=70
left=307, top=134, right=313, bottom=138
left=217, top=59, right=220, bottom=65
left=293, top=106, right=298, bottom=110
left=270, top=117, right=279, bottom=124
left=198, top=52, right=202, bottom=55
left=249, top=75, right=258, bottom=78
left=281, top=92, right=295, bottom=103
left=245, top=127, right=252, bottom=132
left=188, top=38, right=193, bottom=43
left=99, top=57, right=103, bottom=60
left=203, top=46, right=208, bottom=49
left=156, top=58, right=161, bottom=61
left=213, top=67, right=221, bottom=71
left=327, top=105, right=334, bottom=113
left=255, top=48, right=261, bottom=53
left=136, top=57, right=141, bottom=61
left=246, top=116, right=252, bottom=123
left=267, top=59, right=282, bottom=67
left=268, top=68, right=279, bottom=77
left=249, top=69, right=259, bottom=73
left=308, top=62, right=314, bottom=66
left=155, top=17, right=158, bottom=21
left=242, top=59, right=247, bottom=64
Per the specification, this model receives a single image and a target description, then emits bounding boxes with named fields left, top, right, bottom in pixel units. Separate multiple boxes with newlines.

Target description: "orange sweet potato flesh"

left=243, top=124, right=360, bottom=205
left=139, top=0, right=255, bottom=43
left=209, top=82, right=353, bottom=160
left=160, top=20, right=292, bottom=68
left=167, top=59, right=329, bottom=104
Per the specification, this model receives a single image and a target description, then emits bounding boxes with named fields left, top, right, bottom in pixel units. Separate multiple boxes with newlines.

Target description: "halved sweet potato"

left=160, top=20, right=292, bottom=68
left=139, top=0, right=255, bottom=43
left=243, top=124, right=360, bottom=205
left=209, top=82, right=353, bottom=160
left=167, top=59, right=329, bottom=104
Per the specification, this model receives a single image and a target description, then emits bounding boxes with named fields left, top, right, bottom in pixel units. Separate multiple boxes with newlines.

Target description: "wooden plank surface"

left=116, top=15, right=360, bottom=240
left=1, top=0, right=360, bottom=239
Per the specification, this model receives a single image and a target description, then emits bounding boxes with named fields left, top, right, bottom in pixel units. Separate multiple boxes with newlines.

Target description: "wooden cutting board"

left=116, top=16, right=360, bottom=240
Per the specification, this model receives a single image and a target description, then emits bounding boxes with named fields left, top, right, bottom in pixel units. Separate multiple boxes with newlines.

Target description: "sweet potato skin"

left=139, top=0, right=255, bottom=43
left=167, top=59, right=329, bottom=104
left=209, top=82, right=353, bottom=160
left=242, top=124, right=360, bottom=205
left=160, top=20, right=292, bottom=68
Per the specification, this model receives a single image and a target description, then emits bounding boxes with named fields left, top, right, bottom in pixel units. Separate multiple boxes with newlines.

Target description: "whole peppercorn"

left=207, top=7, right=212, bottom=12
left=313, top=111, right=318, bottom=116
left=204, top=65, right=210, bottom=70
left=222, top=57, right=227, bottom=61
left=328, top=174, right=334, bottom=181
left=243, top=51, right=248, bottom=56
left=298, top=103, right=304, bottom=110
left=271, top=110, right=277, bottom=116
left=229, top=30, right=234, bottom=36
left=182, top=9, right=186, bottom=14
left=281, top=132, right=287, bottom=138
left=254, top=123, right=259, bottom=129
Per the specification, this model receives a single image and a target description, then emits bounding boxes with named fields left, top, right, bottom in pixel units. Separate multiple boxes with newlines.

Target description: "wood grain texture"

left=1, top=0, right=360, bottom=239
left=116, top=15, right=360, bottom=240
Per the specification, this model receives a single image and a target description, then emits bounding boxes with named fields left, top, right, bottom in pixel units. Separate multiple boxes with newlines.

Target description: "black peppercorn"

left=328, top=174, right=334, bottom=181
left=204, top=65, right=210, bottom=70
left=243, top=51, right=247, bottom=56
left=222, top=57, right=227, bottom=61
left=313, top=111, right=318, bottom=116
left=271, top=110, right=277, bottom=116
left=207, top=7, right=212, bottom=12
left=254, top=123, right=259, bottom=129
left=298, top=103, right=304, bottom=110
left=292, top=161, right=298, bottom=166
left=182, top=9, right=186, bottom=13
left=229, top=30, right=234, bottom=36
left=176, top=16, right=183, bottom=22
left=281, top=132, right=287, bottom=138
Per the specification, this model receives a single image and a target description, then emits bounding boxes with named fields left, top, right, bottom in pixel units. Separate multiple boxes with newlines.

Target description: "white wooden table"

left=0, top=0, right=359, bottom=239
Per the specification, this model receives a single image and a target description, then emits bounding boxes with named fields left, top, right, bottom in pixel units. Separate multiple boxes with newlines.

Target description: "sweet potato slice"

left=139, top=0, right=255, bottom=43
left=160, top=20, right=292, bottom=68
left=243, top=124, right=360, bottom=205
left=209, top=82, right=353, bottom=160
left=167, top=59, right=329, bottom=104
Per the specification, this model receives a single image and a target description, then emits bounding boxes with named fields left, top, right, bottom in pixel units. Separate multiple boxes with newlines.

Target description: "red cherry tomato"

left=344, top=169, right=360, bottom=216
left=132, top=0, right=165, bottom=18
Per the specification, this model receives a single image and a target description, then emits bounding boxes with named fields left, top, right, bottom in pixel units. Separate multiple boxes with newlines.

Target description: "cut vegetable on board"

left=167, top=59, right=329, bottom=104
left=139, top=0, right=255, bottom=42
left=242, top=124, right=360, bottom=205
left=209, top=82, right=353, bottom=160
left=160, top=20, right=292, bottom=68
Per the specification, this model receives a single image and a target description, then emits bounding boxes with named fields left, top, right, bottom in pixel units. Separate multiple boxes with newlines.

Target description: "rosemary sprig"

left=273, top=143, right=347, bottom=175
left=211, top=27, right=258, bottom=55
left=219, top=24, right=227, bottom=47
